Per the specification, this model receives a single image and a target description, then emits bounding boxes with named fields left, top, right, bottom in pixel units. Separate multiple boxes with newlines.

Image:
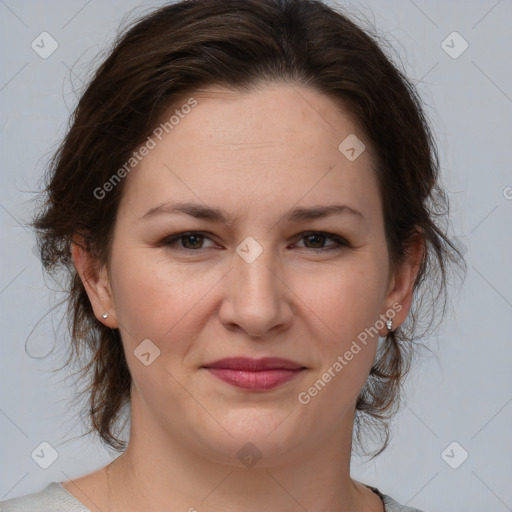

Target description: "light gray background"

left=1, top=1, right=511, bottom=510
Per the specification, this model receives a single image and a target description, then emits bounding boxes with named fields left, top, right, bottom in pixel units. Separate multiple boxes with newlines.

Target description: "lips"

left=202, top=357, right=306, bottom=391
left=203, top=357, right=304, bottom=371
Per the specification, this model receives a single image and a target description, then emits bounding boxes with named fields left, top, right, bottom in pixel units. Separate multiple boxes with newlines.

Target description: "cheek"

left=293, top=260, right=386, bottom=396
left=297, top=259, right=385, bottom=343
left=109, top=246, right=223, bottom=348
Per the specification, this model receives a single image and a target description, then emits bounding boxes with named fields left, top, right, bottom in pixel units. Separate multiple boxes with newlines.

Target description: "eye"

left=293, top=231, right=349, bottom=252
left=161, top=231, right=218, bottom=251
left=160, top=230, right=349, bottom=253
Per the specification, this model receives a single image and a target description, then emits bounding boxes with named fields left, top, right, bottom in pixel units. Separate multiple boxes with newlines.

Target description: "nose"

left=218, top=243, right=293, bottom=339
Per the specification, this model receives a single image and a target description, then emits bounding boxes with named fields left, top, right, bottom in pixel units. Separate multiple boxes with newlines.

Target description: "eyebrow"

left=140, top=201, right=365, bottom=224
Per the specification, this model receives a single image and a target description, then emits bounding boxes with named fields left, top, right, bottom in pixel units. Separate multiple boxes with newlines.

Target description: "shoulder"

left=0, top=482, right=90, bottom=512
left=381, top=493, right=427, bottom=512
left=366, top=484, right=428, bottom=512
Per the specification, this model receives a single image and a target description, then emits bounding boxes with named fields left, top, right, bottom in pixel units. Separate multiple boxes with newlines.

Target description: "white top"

left=0, top=482, right=426, bottom=511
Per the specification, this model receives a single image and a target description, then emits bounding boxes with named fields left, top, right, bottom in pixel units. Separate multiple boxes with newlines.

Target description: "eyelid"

left=160, top=230, right=350, bottom=252
left=160, top=231, right=220, bottom=249
left=292, top=231, right=350, bottom=250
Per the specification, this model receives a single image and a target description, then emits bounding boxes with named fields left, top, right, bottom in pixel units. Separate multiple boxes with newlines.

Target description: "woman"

left=0, top=0, right=465, bottom=510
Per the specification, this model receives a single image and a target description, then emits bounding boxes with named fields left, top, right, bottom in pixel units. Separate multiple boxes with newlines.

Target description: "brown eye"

left=180, top=233, right=205, bottom=249
left=162, top=232, right=217, bottom=251
left=303, top=233, right=327, bottom=249
left=294, top=231, right=349, bottom=252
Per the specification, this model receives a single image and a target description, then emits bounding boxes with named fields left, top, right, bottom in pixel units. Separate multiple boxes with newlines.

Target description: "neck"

left=106, top=393, right=383, bottom=512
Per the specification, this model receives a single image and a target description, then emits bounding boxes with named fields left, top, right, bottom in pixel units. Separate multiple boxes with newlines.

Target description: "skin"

left=66, top=82, right=423, bottom=512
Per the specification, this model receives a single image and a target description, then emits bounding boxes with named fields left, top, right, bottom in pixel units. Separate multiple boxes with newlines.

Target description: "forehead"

left=119, top=83, right=381, bottom=225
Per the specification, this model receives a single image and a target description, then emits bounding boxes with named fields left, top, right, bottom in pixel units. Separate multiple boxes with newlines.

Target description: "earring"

left=102, top=313, right=109, bottom=319
left=386, top=318, right=393, bottom=332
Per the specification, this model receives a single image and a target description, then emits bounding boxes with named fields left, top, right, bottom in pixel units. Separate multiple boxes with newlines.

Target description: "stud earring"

left=102, top=313, right=109, bottom=319
left=386, top=318, right=393, bottom=332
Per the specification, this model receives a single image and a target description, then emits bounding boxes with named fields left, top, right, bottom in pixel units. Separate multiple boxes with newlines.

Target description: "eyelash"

left=160, top=231, right=350, bottom=253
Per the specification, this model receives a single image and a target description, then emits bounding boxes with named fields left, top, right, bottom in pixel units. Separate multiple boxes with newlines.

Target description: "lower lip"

left=205, top=368, right=303, bottom=390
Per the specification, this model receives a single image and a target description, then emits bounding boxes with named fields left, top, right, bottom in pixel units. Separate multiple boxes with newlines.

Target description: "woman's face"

left=88, top=83, right=414, bottom=465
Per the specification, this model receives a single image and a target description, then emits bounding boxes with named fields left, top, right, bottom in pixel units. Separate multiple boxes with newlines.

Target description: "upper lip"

left=202, top=357, right=305, bottom=371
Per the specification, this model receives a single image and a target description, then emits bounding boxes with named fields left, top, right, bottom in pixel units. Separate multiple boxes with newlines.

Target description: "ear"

left=378, top=229, right=425, bottom=336
left=72, top=235, right=119, bottom=329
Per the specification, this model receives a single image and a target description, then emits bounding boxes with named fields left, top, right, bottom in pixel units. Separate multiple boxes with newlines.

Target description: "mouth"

left=202, top=357, right=306, bottom=391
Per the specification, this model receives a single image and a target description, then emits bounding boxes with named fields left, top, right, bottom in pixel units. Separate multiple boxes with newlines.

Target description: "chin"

left=187, top=406, right=312, bottom=468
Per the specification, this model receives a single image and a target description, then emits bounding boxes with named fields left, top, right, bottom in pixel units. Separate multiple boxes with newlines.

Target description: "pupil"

left=184, top=234, right=203, bottom=249
left=306, top=233, right=325, bottom=248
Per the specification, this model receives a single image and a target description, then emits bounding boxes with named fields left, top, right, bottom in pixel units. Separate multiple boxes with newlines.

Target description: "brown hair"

left=33, top=0, right=466, bottom=456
